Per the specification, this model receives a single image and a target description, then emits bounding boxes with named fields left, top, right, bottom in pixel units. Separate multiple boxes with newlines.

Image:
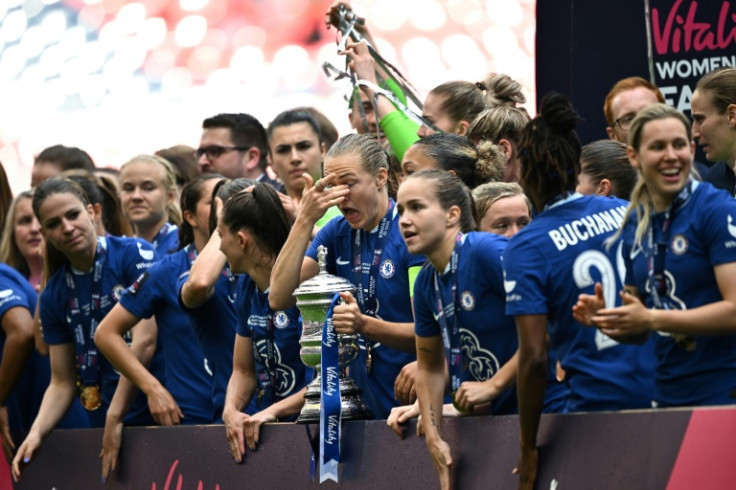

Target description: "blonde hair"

left=120, top=154, right=182, bottom=226
left=0, top=191, right=35, bottom=278
left=472, top=182, right=531, bottom=221
left=607, top=104, right=693, bottom=249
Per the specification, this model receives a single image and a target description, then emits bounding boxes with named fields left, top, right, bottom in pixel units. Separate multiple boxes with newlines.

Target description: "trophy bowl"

left=293, top=246, right=373, bottom=423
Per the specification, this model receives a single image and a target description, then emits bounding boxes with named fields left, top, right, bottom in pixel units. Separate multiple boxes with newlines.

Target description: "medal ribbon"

left=66, top=237, right=107, bottom=387
left=645, top=180, right=695, bottom=310
left=320, top=293, right=342, bottom=483
left=432, top=232, right=464, bottom=393
left=250, top=291, right=279, bottom=406
left=152, top=222, right=178, bottom=250
left=350, top=200, right=394, bottom=369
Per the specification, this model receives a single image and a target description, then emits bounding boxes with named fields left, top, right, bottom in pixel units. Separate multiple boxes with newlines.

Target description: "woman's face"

left=119, top=160, right=174, bottom=229
left=324, top=153, right=387, bottom=231
left=13, top=197, right=43, bottom=261
left=38, top=192, right=96, bottom=259
left=188, top=179, right=219, bottom=238
left=268, top=122, right=324, bottom=195
left=691, top=88, right=735, bottom=164
left=401, top=144, right=438, bottom=179
left=478, top=194, right=530, bottom=238
left=397, top=178, right=452, bottom=256
left=417, top=93, right=462, bottom=138
left=629, top=117, right=694, bottom=211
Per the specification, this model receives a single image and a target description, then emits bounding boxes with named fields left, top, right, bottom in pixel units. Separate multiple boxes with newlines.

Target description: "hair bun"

left=539, top=92, right=579, bottom=133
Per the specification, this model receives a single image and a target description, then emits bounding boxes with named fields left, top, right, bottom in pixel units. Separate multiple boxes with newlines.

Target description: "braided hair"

left=518, top=92, right=581, bottom=211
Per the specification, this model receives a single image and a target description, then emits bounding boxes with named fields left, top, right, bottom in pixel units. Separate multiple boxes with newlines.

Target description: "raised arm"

left=180, top=231, right=227, bottom=309
left=269, top=174, right=347, bottom=309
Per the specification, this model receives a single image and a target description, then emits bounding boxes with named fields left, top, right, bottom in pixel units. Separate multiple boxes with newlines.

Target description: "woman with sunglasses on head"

left=503, top=93, right=656, bottom=490
left=119, top=155, right=182, bottom=256
left=178, top=178, right=256, bottom=423
left=95, top=175, right=223, bottom=480
left=270, top=133, right=424, bottom=419
left=11, top=178, right=162, bottom=482
left=219, top=184, right=311, bottom=463
left=574, top=103, right=736, bottom=407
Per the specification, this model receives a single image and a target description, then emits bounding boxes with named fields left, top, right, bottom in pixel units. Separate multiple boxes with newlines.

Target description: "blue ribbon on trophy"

left=320, top=293, right=342, bottom=483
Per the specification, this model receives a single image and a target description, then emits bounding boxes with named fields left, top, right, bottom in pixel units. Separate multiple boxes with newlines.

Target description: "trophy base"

left=296, top=375, right=374, bottom=424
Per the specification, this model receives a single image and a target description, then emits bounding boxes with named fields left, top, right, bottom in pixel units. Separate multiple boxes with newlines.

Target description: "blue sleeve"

left=118, top=258, right=169, bottom=319
left=306, top=219, right=335, bottom=263
left=703, top=193, right=736, bottom=266
left=503, top=237, right=549, bottom=316
left=121, top=238, right=159, bottom=286
left=175, top=270, right=191, bottom=311
left=0, top=279, right=32, bottom=318
left=477, top=234, right=508, bottom=297
left=40, top=277, right=71, bottom=345
left=413, top=266, right=440, bottom=338
left=235, top=276, right=253, bottom=338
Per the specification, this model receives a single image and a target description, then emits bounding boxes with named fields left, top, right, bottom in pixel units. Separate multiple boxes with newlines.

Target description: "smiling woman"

left=575, top=103, right=736, bottom=410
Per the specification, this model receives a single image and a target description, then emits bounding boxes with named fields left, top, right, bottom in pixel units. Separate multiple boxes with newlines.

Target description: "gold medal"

left=80, top=385, right=101, bottom=411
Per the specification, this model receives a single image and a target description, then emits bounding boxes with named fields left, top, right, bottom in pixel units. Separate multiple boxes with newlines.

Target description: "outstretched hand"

left=572, top=282, right=605, bottom=326
left=591, top=290, right=653, bottom=338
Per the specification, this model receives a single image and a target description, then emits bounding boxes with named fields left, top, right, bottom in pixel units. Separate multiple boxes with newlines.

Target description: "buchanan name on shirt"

left=547, top=205, right=627, bottom=251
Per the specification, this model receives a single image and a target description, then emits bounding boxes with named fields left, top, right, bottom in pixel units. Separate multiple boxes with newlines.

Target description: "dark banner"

left=536, top=0, right=734, bottom=148
left=649, top=0, right=736, bottom=112
left=5, top=407, right=736, bottom=489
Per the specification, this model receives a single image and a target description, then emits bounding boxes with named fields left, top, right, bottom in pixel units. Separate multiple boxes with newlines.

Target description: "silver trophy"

left=293, top=245, right=373, bottom=423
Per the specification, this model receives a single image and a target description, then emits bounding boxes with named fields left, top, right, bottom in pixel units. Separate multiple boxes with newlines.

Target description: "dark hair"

left=64, top=171, right=133, bottom=237
left=34, top=145, right=95, bottom=171
left=220, top=183, right=291, bottom=260
left=0, top=162, right=12, bottom=234
left=405, top=169, right=477, bottom=233
left=155, top=145, right=201, bottom=187
left=293, top=107, right=339, bottom=150
left=203, top=113, right=269, bottom=171
left=267, top=110, right=323, bottom=145
left=518, top=92, right=581, bottom=211
left=208, top=178, right=258, bottom=235
left=32, top=177, right=92, bottom=278
left=580, top=140, right=637, bottom=200
left=178, top=174, right=224, bottom=249
left=695, top=67, right=736, bottom=113
left=409, top=134, right=505, bottom=188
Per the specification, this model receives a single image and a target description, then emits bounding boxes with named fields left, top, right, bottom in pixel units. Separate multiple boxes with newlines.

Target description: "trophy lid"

left=293, top=245, right=355, bottom=297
